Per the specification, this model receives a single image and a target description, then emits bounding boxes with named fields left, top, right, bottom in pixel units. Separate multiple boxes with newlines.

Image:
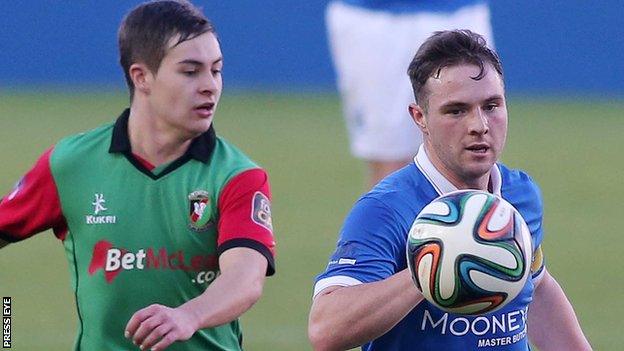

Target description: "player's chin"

left=463, top=159, right=496, bottom=177
left=188, top=117, right=213, bottom=133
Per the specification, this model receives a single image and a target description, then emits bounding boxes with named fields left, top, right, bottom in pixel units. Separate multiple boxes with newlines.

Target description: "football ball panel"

left=407, top=190, right=532, bottom=315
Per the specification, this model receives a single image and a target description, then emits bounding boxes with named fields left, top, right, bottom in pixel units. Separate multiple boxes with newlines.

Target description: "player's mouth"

left=465, top=143, right=490, bottom=154
left=193, top=102, right=215, bottom=118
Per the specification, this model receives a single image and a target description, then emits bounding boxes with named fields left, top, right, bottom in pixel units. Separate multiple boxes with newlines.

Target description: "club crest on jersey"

left=251, top=191, right=272, bottom=232
left=188, top=190, right=213, bottom=232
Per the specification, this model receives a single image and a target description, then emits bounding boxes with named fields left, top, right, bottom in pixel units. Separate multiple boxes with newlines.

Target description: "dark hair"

left=407, top=30, right=503, bottom=110
left=118, top=0, right=215, bottom=97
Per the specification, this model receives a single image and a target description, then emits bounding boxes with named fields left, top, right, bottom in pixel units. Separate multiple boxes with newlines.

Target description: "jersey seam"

left=68, top=230, right=85, bottom=350
left=48, top=146, right=84, bottom=348
left=217, top=168, right=264, bottom=205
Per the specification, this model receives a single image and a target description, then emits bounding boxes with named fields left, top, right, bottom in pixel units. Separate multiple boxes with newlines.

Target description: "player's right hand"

left=125, top=304, right=199, bottom=350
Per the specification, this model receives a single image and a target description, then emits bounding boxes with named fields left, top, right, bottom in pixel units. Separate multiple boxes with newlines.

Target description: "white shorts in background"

left=326, top=1, right=494, bottom=161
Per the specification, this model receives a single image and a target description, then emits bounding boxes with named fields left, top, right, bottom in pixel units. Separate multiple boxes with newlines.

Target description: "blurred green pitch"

left=0, top=91, right=622, bottom=350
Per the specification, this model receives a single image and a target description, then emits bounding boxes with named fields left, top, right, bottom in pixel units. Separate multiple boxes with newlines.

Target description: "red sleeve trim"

left=217, top=168, right=275, bottom=268
left=0, top=147, right=68, bottom=241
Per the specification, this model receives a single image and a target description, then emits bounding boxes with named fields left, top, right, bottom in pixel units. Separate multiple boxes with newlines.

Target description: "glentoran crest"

left=188, top=190, right=213, bottom=232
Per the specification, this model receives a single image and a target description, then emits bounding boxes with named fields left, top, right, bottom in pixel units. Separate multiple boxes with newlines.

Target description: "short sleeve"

left=313, top=197, right=406, bottom=297
left=216, top=168, right=275, bottom=275
left=523, top=178, right=545, bottom=282
left=506, top=171, right=545, bottom=282
left=0, top=147, right=67, bottom=242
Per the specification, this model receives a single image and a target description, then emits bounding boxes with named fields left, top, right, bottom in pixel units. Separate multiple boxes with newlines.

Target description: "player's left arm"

left=125, top=247, right=267, bottom=351
left=522, top=179, right=591, bottom=350
left=528, top=267, right=592, bottom=350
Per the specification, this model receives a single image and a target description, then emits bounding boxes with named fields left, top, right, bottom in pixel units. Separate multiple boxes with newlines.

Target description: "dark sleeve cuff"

left=0, top=231, right=20, bottom=243
left=217, top=238, right=275, bottom=276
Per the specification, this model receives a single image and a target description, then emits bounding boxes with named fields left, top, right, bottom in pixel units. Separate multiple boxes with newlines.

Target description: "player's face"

left=146, top=32, right=223, bottom=139
left=410, top=63, right=507, bottom=189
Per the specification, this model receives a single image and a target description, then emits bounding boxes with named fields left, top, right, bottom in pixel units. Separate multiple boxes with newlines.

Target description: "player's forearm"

left=528, top=270, right=592, bottom=351
left=179, top=267, right=265, bottom=330
left=308, top=269, right=423, bottom=351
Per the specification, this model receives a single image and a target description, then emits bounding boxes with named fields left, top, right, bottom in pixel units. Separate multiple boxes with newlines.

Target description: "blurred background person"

left=326, top=0, right=494, bottom=187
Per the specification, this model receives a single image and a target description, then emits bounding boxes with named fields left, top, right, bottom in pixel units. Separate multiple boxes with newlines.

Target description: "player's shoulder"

left=51, top=122, right=115, bottom=163
left=213, top=136, right=258, bottom=167
left=360, top=163, right=435, bottom=217
left=210, top=135, right=265, bottom=189
left=498, top=164, right=539, bottom=191
left=497, top=163, right=543, bottom=212
left=371, top=163, right=433, bottom=197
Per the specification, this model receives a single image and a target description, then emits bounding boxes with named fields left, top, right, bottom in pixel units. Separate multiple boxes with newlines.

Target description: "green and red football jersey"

left=0, top=109, right=275, bottom=350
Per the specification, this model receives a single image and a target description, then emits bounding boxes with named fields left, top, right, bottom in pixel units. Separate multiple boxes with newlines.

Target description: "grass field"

left=0, top=91, right=622, bottom=350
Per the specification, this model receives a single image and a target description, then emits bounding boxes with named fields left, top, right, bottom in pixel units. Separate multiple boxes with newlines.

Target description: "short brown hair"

left=407, top=30, right=503, bottom=110
left=118, top=0, right=215, bottom=97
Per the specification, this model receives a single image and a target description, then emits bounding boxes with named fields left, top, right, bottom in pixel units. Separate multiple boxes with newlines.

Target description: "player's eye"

left=446, top=109, right=465, bottom=116
left=211, top=69, right=222, bottom=76
left=182, top=70, right=198, bottom=76
left=484, top=104, right=498, bottom=111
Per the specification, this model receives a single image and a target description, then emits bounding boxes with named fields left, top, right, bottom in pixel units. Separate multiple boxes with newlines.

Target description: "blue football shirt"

left=314, top=146, right=545, bottom=350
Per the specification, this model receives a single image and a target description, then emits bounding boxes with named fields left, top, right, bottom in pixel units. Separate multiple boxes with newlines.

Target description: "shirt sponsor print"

left=420, top=307, right=528, bottom=347
left=87, top=240, right=219, bottom=285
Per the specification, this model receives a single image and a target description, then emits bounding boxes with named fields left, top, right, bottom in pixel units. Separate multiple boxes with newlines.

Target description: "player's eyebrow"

left=440, top=95, right=505, bottom=110
left=178, top=59, right=203, bottom=66
left=439, top=101, right=470, bottom=110
left=483, top=94, right=505, bottom=103
left=177, top=57, right=223, bottom=66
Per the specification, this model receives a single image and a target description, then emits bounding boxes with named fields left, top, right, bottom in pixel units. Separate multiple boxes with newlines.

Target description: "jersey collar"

left=108, top=108, right=216, bottom=163
left=414, top=144, right=501, bottom=196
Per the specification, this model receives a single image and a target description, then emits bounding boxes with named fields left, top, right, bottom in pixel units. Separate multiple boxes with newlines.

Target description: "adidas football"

left=407, top=190, right=532, bottom=315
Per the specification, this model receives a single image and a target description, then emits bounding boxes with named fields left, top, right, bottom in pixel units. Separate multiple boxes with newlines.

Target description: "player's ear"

left=129, top=63, right=151, bottom=95
left=409, top=103, right=428, bottom=135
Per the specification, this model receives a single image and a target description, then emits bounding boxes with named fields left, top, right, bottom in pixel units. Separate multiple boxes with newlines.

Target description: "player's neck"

left=438, top=164, right=490, bottom=192
left=127, top=104, right=193, bottom=168
left=424, top=144, right=491, bottom=192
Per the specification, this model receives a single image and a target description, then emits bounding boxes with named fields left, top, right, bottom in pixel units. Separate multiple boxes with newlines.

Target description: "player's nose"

left=468, top=109, right=489, bottom=135
left=199, top=73, right=220, bottom=95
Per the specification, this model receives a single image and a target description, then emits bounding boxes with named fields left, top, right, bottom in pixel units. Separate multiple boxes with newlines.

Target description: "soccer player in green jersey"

left=0, top=1, right=276, bottom=350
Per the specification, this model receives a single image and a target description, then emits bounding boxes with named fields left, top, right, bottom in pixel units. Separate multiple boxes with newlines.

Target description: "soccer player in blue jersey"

left=309, top=30, right=592, bottom=351
left=326, top=0, right=494, bottom=187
